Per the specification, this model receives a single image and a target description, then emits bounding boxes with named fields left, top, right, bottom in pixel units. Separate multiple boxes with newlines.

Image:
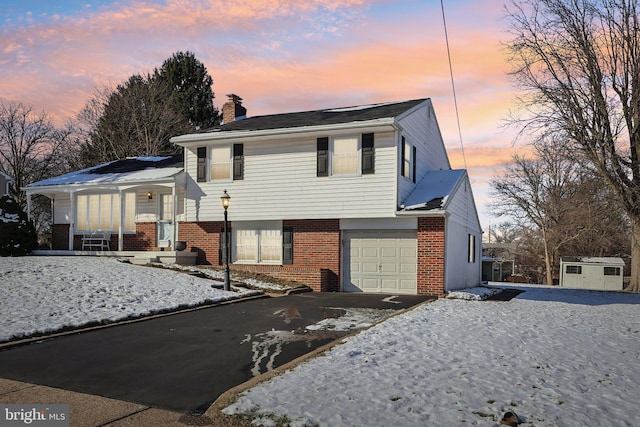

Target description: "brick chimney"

left=222, top=94, right=247, bottom=124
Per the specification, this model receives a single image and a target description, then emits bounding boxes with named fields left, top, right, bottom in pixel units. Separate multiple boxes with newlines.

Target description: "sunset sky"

left=0, top=0, right=523, bottom=233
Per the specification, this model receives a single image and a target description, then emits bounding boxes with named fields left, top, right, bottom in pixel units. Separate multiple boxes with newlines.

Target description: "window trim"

left=210, top=145, right=232, bottom=181
left=231, top=221, right=284, bottom=265
left=331, top=135, right=360, bottom=176
left=317, top=133, right=375, bottom=177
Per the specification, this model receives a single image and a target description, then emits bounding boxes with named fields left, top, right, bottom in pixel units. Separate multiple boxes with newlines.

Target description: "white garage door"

left=343, top=231, right=417, bottom=294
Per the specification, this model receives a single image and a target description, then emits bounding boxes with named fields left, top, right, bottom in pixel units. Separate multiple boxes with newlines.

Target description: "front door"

left=157, top=193, right=174, bottom=248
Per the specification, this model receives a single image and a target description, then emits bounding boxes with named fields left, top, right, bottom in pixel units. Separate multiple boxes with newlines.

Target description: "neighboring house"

left=0, top=171, right=12, bottom=197
left=482, top=243, right=516, bottom=282
left=25, top=95, right=482, bottom=296
left=559, top=256, right=625, bottom=291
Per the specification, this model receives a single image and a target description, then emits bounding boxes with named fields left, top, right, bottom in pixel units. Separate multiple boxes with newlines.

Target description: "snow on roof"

left=27, top=154, right=183, bottom=188
left=400, top=169, right=466, bottom=211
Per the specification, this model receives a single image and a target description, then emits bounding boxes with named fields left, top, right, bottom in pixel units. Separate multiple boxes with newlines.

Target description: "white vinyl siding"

left=184, top=130, right=398, bottom=221
left=397, top=101, right=451, bottom=204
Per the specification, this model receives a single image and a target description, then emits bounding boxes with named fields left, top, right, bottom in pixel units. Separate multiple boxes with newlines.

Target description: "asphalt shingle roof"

left=205, top=98, right=428, bottom=132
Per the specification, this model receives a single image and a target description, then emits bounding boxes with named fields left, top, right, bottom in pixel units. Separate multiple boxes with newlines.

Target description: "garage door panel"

left=380, top=262, right=398, bottom=274
left=380, top=247, right=398, bottom=258
left=362, top=247, right=379, bottom=258
left=361, top=277, right=380, bottom=291
left=344, top=231, right=417, bottom=294
left=362, top=262, right=379, bottom=273
left=400, top=264, right=416, bottom=274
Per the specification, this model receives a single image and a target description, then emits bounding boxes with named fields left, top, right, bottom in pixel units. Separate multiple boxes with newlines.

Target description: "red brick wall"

left=51, top=224, right=69, bottom=250
left=178, top=221, right=222, bottom=264
left=123, top=222, right=156, bottom=251
left=51, top=223, right=155, bottom=251
left=177, top=219, right=341, bottom=291
left=284, top=219, right=340, bottom=291
left=417, top=216, right=446, bottom=296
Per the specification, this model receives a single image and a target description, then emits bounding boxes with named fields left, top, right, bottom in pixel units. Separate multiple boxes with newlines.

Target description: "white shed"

left=559, top=257, right=625, bottom=291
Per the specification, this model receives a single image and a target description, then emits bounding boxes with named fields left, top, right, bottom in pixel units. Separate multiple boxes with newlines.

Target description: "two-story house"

left=25, top=95, right=482, bottom=296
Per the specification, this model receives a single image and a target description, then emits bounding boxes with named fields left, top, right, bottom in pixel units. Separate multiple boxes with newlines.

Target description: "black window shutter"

left=219, top=228, right=232, bottom=264
left=362, top=133, right=374, bottom=174
left=412, top=145, right=417, bottom=183
left=317, top=137, right=329, bottom=177
left=197, top=147, right=207, bottom=182
left=400, top=136, right=406, bottom=177
left=233, top=143, right=244, bottom=180
left=282, top=227, right=293, bottom=264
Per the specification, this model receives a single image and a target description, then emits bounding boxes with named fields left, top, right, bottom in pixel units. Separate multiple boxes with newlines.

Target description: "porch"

left=32, top=249, right=198, bottom=265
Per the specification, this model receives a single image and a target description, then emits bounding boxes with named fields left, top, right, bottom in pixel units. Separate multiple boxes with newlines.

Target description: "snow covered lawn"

left=223, top=285, right=640, bottom=427
left=0, top=256, right=260, bottom=342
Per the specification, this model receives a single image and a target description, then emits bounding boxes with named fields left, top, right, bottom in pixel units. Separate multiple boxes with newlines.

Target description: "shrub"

left=0, top=195, right=38, bottom=256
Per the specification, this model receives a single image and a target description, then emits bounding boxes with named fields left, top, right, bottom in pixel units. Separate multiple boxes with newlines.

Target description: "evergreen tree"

left=0, top=195, right=38, bottom=256
left=154, top=51, right=220, bottom=129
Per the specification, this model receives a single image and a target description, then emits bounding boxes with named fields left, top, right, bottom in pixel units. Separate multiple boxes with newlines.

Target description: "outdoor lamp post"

left=220, top=189, right=231, bottom=291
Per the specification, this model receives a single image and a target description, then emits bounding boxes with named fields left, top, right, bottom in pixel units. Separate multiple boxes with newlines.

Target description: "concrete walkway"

left=0, top=378, right=208, bottom=426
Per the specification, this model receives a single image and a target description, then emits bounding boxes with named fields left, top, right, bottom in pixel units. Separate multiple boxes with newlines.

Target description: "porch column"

left=68, top=191, right=75, bottom=250
left=26, top=193, right=32, bottom=222
left=171, top=183, right=177, bottom=249
left=118, top=190, right=124, bottom=251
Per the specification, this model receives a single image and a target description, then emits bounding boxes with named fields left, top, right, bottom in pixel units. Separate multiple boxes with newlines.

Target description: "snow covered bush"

left=0, top=195, right=38, bottom=256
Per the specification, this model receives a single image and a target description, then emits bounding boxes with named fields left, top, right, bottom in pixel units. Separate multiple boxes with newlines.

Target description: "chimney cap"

left=226, top=94, right=243, bottom=103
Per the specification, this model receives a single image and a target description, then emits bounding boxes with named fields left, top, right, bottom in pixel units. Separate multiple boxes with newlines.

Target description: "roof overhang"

left=171, top=118, right=400, bottom=147
left=24, top=171, right=185, bottom=196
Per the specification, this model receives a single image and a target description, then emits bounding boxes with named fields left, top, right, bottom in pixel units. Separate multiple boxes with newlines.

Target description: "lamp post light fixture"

left=220, top=189, right=231, bottom=291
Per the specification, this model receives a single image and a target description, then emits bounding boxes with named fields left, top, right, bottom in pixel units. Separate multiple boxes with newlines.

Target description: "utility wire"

left=440, top=0, right=467, bottom=170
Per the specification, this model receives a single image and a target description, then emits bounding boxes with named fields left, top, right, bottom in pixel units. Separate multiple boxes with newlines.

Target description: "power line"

left=440, top=0, right=467, bottom=170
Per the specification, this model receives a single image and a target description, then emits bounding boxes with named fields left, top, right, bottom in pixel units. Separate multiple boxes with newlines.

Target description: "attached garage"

left=343, top=231, right=417, bottom=294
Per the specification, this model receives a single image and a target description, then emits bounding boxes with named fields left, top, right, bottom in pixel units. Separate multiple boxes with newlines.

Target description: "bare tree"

left=490, top=140, right=585, bottom=284
left=504, top=0, right=640, bottom=291
left=79, top=75, right=192, bottom=166
left=0, top=101, right=71, bottom=207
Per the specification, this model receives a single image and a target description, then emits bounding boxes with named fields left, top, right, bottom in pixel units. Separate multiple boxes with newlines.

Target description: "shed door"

left=343, top=231, right=417, bottom=294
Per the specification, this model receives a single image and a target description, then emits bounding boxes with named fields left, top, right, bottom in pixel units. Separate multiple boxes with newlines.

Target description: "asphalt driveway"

left=0, top=292, right=433, bottom=415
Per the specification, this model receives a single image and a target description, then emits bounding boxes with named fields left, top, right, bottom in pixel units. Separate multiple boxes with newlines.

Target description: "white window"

left=233, top=221, right=282, bottom=264
left=76, top=192, right=135, bottom=232
left=210, top=146, right=231, bottom=180
left=332, top=136, right=359, bottom=175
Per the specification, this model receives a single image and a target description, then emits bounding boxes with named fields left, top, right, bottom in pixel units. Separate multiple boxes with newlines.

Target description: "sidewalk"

left=0, top=378, right=219, bottom=426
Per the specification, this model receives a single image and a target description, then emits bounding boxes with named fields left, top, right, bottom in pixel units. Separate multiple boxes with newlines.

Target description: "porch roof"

left=24, top=154, right=184, bottom=193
